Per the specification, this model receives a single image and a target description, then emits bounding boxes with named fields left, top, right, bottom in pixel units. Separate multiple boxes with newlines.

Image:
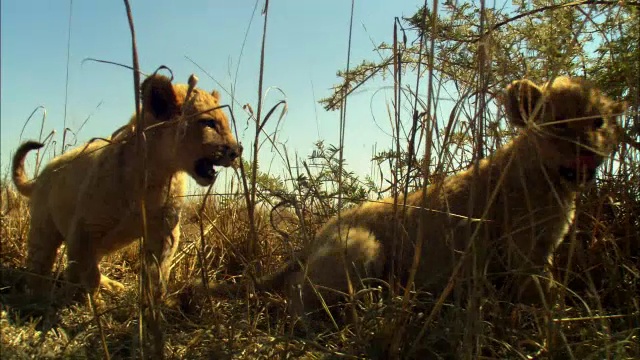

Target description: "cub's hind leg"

left=293, top=226, right=385, bottom=321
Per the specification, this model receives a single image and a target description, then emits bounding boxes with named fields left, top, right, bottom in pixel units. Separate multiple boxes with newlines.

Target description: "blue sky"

left=1, top=0, right=431, bottom=190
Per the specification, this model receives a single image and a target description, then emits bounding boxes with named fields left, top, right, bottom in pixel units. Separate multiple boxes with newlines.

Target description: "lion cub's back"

left=30, top=140, right=113, bottom=223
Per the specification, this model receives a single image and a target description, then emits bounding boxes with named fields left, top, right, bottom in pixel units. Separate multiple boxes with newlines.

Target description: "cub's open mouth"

left=558, top=152, right=600, bottom=183
left=194, top=157, right=218, bottom=180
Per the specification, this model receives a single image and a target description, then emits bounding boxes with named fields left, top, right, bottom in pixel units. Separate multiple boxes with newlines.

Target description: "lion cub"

left=12, top=74, right=242, bottom=301
left=213, top=76, right=624, bottom=317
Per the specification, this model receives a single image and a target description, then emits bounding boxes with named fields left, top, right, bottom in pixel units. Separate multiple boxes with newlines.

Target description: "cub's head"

left=140, top=74, right=242, bottom=185
left=503, top=76, right=625, bottom=184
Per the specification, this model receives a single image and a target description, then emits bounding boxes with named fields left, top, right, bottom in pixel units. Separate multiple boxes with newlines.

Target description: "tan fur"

left=12, top=74, right=242, bottom=300
left=109, top=114, right=136, bottom=142
left=213, top=76, right=625, bottom=317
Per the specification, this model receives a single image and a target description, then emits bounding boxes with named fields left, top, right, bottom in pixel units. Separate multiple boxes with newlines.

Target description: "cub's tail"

left=12, top=141, right=44, bottom=197
left=205, top=259, right=304, bottom=298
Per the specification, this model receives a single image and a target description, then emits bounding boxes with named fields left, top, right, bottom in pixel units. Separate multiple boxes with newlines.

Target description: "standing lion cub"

left=12, top=74, right=242, bottom=302
left=211, top=76, right=624, bottom=317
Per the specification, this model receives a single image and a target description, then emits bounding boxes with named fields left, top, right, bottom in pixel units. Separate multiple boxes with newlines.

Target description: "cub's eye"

left=593, top=117, right=604, bottom=128
left=200, top=119, right=219, bottom=131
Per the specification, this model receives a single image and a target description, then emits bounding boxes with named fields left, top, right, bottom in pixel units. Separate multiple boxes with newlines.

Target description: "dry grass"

left=1, top=155, right=639, bottom=359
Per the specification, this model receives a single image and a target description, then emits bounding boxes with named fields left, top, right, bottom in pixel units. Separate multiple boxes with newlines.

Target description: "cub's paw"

left=100, top=274, right=126, bottom=293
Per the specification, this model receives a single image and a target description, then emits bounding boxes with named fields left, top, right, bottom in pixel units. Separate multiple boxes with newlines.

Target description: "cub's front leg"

left=142, top=205, right=181, bottom=301
left=501, top=236, right=557, bottom=306
left=64, top=217, right=103, bottom=301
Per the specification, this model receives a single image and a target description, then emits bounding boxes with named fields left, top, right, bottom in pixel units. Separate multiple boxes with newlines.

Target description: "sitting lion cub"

left=12, top=74, right=242, bottom=302
left=212, top=76, right=624, bottom=317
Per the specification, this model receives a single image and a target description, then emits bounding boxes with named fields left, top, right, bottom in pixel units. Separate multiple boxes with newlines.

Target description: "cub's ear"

left=141, top=74, right=179, bottom=121
left=503, top=79, right=544, bottom=128
left=211, top=89, right=221, bottom=101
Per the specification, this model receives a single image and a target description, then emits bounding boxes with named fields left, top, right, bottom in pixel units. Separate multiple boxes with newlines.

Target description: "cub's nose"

left=224, top=143, right=243, bottom=160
